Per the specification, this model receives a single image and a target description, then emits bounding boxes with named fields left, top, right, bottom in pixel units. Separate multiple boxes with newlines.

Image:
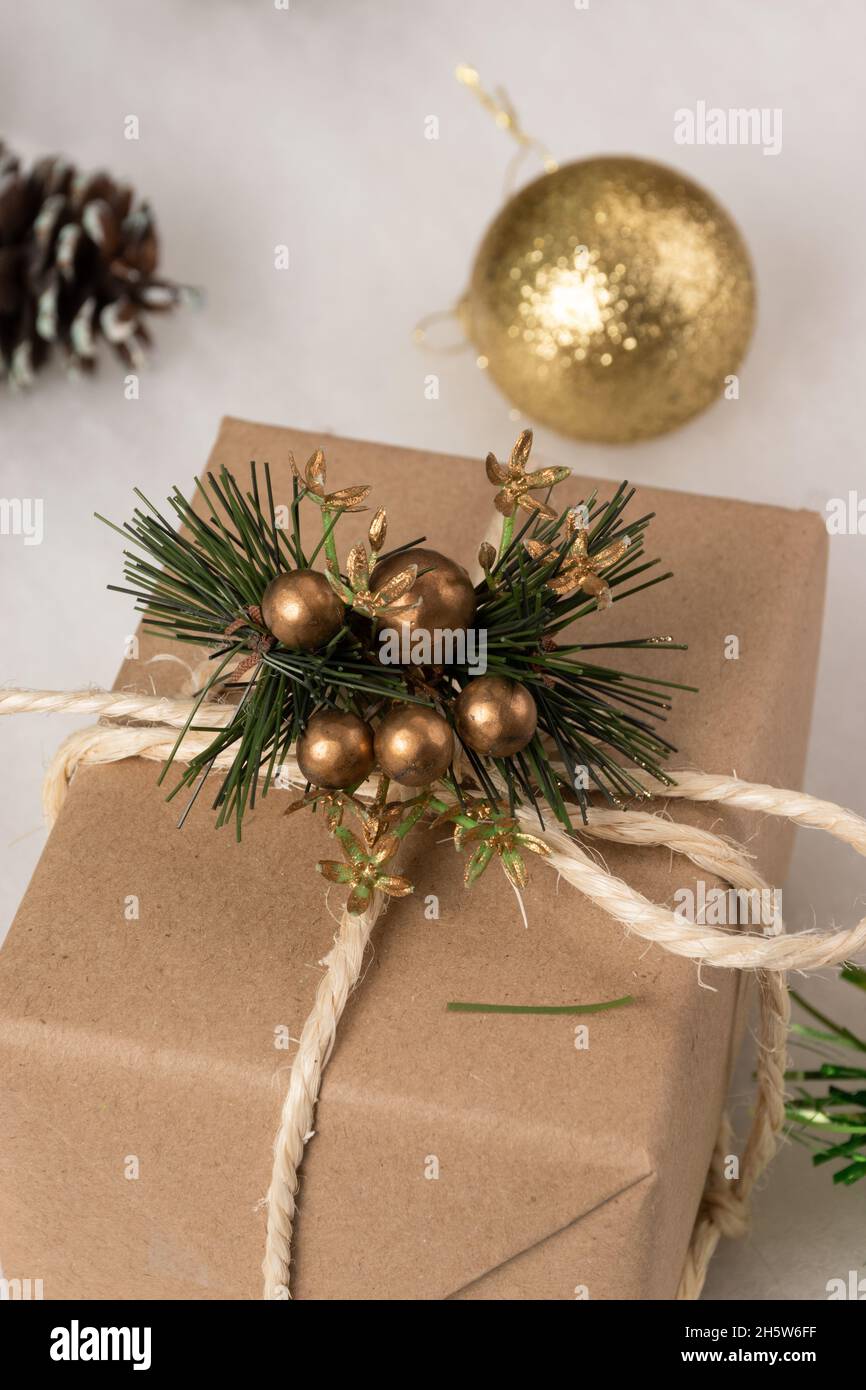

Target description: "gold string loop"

left=413, top=67, right=559, bottom=357
left=455, top=63, right=558, bottom=196
left=412, top=305, right=473, bottom=355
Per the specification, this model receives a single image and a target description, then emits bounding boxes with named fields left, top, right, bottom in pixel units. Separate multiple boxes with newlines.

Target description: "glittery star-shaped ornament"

left=285, top=788, right=352, bottom=831
left=484, top=429, right=571, bottom=521
left=316, top=825, right=413, bottom=915
left=325, top=535, right=418, bottom=620
left=354, top=774, right=419, bottom=849
left=525, top=507, right=630, bottom=610
left=431, top=796, right=496, bottom=850
left=460, top=817, right=552, bottom=888
left=290, top=449, right=371, bottom=513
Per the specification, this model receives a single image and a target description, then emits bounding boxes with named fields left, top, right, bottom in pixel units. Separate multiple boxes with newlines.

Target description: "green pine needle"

left=785, top=967, right=866, bottom=1186
left=446, top=995, right=634, bottom=1015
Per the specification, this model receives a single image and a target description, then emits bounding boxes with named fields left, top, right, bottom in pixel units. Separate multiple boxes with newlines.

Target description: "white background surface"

left=1, top=0, right=864, bottom=1301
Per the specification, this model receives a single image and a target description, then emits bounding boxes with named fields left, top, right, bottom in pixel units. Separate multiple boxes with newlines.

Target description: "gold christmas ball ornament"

left=461, top=156, right=755, bottom=443
left=296, top=710, right=375, bottom=789
left=374, top=705, right=454, bottom=787
left=455, top=676, right=538, bottom=758
left=261, top=570, right=344, bottom=650
left=369, top=548, right=477, bottom=641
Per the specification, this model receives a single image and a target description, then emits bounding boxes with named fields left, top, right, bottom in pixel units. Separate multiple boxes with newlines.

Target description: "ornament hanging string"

left=413, top=64, right=558, bottom=357
left=455, top=64, right=559, bottom=196
left=3, top=687, right=866, bottom=1300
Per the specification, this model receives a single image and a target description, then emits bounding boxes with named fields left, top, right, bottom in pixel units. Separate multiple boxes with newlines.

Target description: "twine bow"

left=3, top=685, right=866, bottom=1301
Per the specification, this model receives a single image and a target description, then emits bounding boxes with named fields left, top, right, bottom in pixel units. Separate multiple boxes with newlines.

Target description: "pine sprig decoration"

left=101, top=432, right=693, bottom=908
left=98, top=461, right=415, bottom=836
left=469, top=465, right=691, bottom=826
left=0, top=140, right=192, bottom=387
left=785, top=965, right=866, bottom=1186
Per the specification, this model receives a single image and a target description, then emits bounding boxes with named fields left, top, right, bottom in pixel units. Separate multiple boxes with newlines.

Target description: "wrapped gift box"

left=0, top=417, right=827, bottom=1299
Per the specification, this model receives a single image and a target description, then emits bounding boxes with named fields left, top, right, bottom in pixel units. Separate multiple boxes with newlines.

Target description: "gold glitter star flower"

left=285, top=788, right=352, bottom=831
left=325, top=541, right=418, bottom=620
left=355, top=775, right=423, bottom=848
left=484, top=429, right=571, bottom=521
left=290, top=449, right=371, bottom=512
left=525, top=508, right=630, bottom=609
left=460, top=817, right=552, bottom=888
left=431, top=796, right=496, bottom=850
left=317, top=826, right=413, bottom=915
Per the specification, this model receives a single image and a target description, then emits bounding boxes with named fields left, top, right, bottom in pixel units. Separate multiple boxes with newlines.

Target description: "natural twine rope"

left=4, top=686, right=866, bottom=1301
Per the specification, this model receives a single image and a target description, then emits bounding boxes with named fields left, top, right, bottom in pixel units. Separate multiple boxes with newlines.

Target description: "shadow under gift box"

left=0, top=417, right=827, bottom=1300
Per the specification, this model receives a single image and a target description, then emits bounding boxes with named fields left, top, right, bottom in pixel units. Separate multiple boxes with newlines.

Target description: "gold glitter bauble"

left=296, top=710, right=375, bottom=789
left=462, top=156, right=755, bottom=443
left=374, top=705, right=454, bottom=787
left=261, top=570, right=343, bottom=650
left=369, top=548, right=477, bottom=640
left=455, top=676, right=538, bottom=757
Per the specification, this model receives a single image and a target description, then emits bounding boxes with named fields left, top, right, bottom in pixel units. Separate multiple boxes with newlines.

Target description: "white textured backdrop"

left=1, top=0, right=864, bottom=1301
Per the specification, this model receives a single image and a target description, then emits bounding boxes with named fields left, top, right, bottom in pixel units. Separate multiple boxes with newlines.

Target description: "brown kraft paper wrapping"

left=0, top=416, right=827, bottom=1300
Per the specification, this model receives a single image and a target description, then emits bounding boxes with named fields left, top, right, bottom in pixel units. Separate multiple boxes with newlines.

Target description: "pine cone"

left=0, top=141, right=193, bottom=387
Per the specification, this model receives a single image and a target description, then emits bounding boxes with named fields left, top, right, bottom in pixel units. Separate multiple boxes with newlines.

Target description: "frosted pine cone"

left=0, top=141, right=194, bottom=387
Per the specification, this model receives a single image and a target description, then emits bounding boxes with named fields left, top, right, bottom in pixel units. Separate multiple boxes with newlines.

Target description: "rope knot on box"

left=3, top=685, right=865, bottom=1301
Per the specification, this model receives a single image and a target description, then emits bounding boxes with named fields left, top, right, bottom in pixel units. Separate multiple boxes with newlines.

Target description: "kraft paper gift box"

left=0, top=417, right=827, bottom=1300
